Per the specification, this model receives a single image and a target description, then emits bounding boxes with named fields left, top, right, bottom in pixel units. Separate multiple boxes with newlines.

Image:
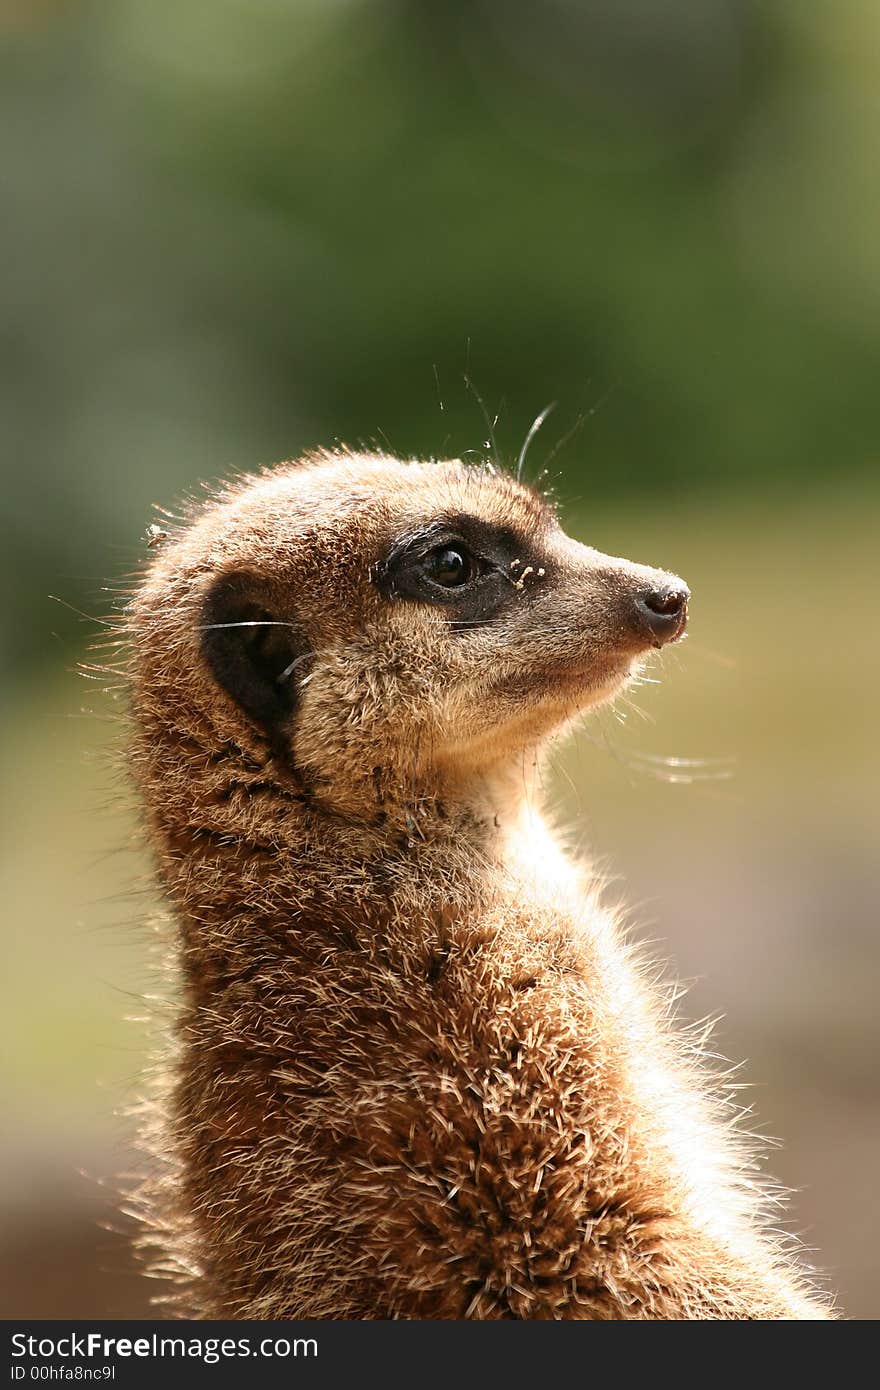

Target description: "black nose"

left=637, top=582, right=690, bottom=644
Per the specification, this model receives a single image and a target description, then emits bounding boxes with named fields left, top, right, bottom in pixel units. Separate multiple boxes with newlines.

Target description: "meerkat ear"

left=201, top=572, right=309, bottom=740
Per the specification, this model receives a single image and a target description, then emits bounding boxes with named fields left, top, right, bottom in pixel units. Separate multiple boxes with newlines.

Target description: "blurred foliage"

left=2, top=0, right=880, bottom=677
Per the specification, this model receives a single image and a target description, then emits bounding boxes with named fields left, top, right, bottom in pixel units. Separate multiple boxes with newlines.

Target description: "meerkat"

left=122, top=449, right=832, bottom=1319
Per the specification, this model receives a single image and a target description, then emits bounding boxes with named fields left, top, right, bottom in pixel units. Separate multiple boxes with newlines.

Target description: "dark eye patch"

left=373, top=514, right=546, bottom=629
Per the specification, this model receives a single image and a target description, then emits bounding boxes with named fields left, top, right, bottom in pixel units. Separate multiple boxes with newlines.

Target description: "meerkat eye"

left=423, top=544, right=480, bottom=588
left=373, top=520, right=513, bottom=615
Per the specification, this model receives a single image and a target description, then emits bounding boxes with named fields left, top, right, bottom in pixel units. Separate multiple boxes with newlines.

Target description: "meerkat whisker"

left=198, top=620, right=302, bottom=632
left=516, top=401, right=557, bottom=482
left=49, top=593, right=117, bottom=626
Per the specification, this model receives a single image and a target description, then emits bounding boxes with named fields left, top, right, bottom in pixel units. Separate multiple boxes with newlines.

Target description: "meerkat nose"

left=636, top=580, right=690, bottom=645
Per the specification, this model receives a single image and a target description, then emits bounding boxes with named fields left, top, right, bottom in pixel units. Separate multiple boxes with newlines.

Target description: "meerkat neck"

left=138, top=737, right=545, bottom=994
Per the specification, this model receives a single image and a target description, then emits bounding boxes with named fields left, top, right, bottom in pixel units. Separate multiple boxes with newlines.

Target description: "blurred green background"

left=1, top=0, right=878, bottom=1318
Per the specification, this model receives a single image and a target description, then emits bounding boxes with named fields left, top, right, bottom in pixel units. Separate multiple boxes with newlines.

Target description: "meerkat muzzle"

left=636, top=579, right=690, bottom=646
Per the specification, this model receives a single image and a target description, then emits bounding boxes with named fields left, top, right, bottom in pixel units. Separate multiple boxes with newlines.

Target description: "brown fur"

left=122, top=450, right=832, bottom=1318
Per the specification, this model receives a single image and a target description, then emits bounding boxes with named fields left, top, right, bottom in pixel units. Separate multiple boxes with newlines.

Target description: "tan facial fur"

left=123, top=450, right=832, bottom=1319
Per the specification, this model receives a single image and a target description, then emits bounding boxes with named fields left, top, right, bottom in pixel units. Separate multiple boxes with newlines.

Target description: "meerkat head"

left=131, top=451, right=688, bottom=822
